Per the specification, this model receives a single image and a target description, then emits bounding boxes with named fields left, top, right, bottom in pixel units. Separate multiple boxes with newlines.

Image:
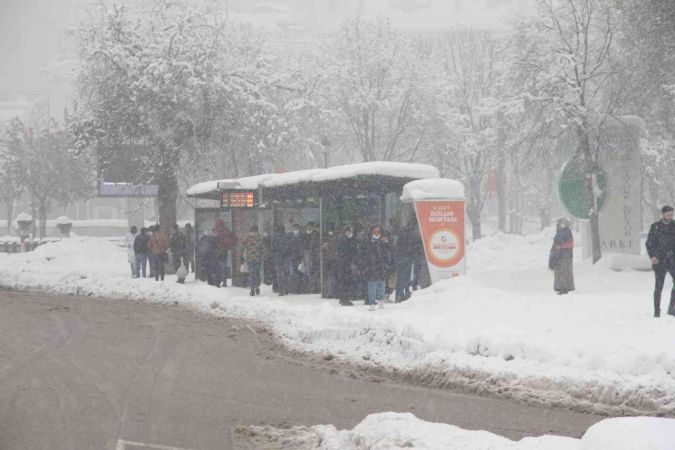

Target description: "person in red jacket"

left=212, top=219, right=238, bottom=287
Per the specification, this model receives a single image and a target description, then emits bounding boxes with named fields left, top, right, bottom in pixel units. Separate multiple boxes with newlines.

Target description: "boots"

left=255, top=287, right=260, bottom=296
left=250, top=289, right=255, bottom=297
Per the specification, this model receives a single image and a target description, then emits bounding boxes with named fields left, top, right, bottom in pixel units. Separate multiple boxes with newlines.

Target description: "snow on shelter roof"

left=401, top=178, right=465, bottom=202
left=186, top=162, right=440, bottom=198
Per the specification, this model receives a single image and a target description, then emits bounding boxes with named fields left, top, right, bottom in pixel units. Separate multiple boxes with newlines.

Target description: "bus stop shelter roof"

left=186, top=162, right=440, bottom=200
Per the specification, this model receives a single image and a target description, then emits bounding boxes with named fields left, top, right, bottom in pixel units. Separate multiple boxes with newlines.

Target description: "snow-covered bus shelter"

left=186, top=162, right=440, bottom=294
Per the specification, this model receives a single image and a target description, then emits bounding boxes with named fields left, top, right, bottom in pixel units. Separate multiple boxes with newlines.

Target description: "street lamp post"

left=321, top=136, right=331, bottom=169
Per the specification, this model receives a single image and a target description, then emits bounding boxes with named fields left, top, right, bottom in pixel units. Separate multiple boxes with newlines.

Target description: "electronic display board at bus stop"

left=221, top=191, right=256, bottom=208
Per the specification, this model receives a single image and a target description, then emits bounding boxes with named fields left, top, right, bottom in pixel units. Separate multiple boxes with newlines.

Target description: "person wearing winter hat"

left=549, top=218, right=575, bottom=295
left=646, top=205, right=675, bottom=317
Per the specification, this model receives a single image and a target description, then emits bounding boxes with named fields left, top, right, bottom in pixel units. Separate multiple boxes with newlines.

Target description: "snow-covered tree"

left=319, top=17, right=430, bottom=162
left=74, top=1, right=306, bottom=223
left=0, top=118, right=27, bottom=233
left=6, top=112, right=92, bottom=238
left=614, top=0, right=675, bottom=221
left=426, top=29, right=506, bottom=240
left=74, top=1, right=231, bottom=232
left=514, top=0, right=627, bottom=262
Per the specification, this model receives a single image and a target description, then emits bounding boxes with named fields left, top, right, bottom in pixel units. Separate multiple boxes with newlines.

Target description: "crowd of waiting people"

left=126, top=223, right=195, bottom=282
left=125, top=218, right=426, bottom=310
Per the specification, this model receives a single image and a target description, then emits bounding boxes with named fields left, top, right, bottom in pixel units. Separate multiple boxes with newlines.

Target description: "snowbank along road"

left=0, top=290, right=601, bottom=450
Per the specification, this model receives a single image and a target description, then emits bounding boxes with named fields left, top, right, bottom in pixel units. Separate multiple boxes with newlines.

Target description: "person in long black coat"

left=288, top=223, right=305, bottom=293
left=361, top=224, right=394, bottom=309
left=549, top=218, right=575, bottom=295
left=394, top=222, right=418, bottom=302
left=336, top=225, right=359, bottom=305
left=271, top=225, right=293, bottom=296
left=645, top=205, right=675, bottom=317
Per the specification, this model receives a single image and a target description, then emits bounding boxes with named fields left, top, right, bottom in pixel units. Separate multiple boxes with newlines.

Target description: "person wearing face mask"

left=336, top=225, right=359, bottom=305
left=361, top=224, right=393, bottom=310
left=646, top=205, right=675, bottom=317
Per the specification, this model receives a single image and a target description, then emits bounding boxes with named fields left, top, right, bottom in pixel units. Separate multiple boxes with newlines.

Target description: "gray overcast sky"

left=0, top=0, right=518, bottom=93
left=0, top=0, right=81, bottom=92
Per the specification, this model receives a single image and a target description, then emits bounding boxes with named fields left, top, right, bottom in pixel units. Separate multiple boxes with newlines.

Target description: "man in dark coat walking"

left=646, top=205, right=675, bottom=317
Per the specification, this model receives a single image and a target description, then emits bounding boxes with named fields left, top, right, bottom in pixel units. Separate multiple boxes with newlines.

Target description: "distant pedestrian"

left=133, top=227, right=150, bottom=278
left=322, top=223, right=339, bottom=298
left=149, top=225, right=170, bottom=281
left=242, top=225, right=265, bottom=296
left=410, top=226, right=426, bottom=292
left=183, top=223, right=195, bottom=273
left=126, top=226, right=138, bottom=277
left=213, top=219, right=238, bottom=287
left=197, top=231, right=220, bottom=286
left=303, top=221, right=321, bottom=293
left=394, top=221, right=418, bottom=302
left=361, top=225, right=393, bottom=310
left=549, top=218, right=575, bottom=295
left=646, top=205, right=675, bottom=317
left=336, top=225, right=359, bottom=306
left=288, top=223, right=305, bottom=293
left=271, top=225, right=293, bottom=296
left=170, top=223, right=186, bottom=272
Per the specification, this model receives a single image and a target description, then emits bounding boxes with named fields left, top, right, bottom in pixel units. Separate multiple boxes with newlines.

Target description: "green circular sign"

left=558, top=157, right=607, bottom=219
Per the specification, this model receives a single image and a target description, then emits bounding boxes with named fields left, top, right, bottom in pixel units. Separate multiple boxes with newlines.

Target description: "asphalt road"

left=0, top=290, right=602, bottom=450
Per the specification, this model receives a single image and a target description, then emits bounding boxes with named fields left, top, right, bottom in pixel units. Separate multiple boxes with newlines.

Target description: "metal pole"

left=319, top=195, right=324, bottom=298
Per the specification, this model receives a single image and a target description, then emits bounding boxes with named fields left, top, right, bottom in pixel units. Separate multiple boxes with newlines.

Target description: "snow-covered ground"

left=0, top=230, right=674, bottom=417
left=237, top=412, right=675, bottom=450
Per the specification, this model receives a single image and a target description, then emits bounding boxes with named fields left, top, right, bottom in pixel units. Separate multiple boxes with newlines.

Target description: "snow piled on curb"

left=237, top=413, right=675, bottom=450
left=1, top=232, right=674, bottom=416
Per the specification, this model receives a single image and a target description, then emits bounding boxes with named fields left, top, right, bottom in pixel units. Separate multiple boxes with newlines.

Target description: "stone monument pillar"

left=582, top=116, right=643, bottom=258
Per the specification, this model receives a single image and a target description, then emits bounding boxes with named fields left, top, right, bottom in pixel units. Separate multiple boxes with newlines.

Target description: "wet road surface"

left=0, top=290, right=602, bottom=449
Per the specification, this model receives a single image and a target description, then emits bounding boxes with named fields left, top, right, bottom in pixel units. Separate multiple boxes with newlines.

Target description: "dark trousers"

left=151, top=253, right=166, bottom=281
left=248, top=261, right=261, bottom=289
left=653, top=265, right=675, bottom=315
left=134, top=253, right=148, bottom=278
left=274, top=259, right=290, bottom=294
left=395, top=256, right=413, bottom=300
left=336, top=264, right=356, bottom=301
left=206, top=259, right=220, bottom=286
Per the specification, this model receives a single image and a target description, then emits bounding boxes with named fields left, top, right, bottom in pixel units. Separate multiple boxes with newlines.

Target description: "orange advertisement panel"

left=414, top=200, right=465, bottom=282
